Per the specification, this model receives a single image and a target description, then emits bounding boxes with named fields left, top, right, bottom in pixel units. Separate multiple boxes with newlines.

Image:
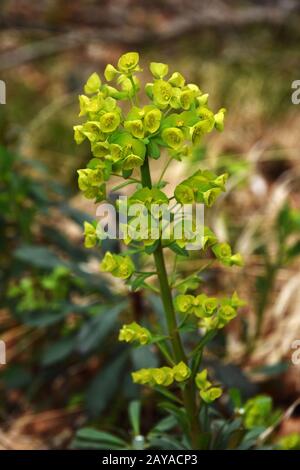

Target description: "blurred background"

left=1, top=0, right=300, bottom=449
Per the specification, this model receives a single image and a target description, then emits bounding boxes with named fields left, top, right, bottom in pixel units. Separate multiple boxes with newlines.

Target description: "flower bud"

left=150, top=62, right=169, bottom=79
left=83, top=222, right=97, bottom=248
left=84, top=72, right=101, bottom=95
left=104, top=64, right=118, bottom=81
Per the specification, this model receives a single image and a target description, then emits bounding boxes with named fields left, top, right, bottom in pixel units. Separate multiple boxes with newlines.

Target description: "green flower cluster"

left=195, top=369, right=222, bottom=404
left=243, top=395, right=273, bottom=430
left=77, top=167, right=107, bottom=201
left=100, top=251, right=135, bottom=279
left=175, top=292, right=244, bottom=330
left=132, top=361, right=191, bottom=387
left=174, top=170, right=228, bottom=207
left=145, top=62, right=225, bottom=158
left=74, top=52, right=227, bottom=205
left=119, top=321, right=151, bottom=345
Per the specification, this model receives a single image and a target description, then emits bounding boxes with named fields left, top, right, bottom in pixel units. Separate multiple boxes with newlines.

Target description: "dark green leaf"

left=86, top=352, right=128, bottom=416
left=76, top=428, right=127, bottom=447
left=129, top=400, right=141, bottom=435
left=150, top=415, right=177, bottom=434
left=76, top=302, right=126, bottom=354
left=14, top=245, right=68, bottom=270
left=41, top=336, right=75, bottom=366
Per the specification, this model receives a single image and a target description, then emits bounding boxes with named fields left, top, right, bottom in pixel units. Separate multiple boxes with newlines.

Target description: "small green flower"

left=243, top=395, right=273, bottom=430
left=99, top=112, right=120, bottom=133
left=145, top=82, right=154, bottom=99
left=78, top=95, right=90, bottom=116
left=195, top=369, right=222, bottom=404
left=169, top=87, right=181, bottom=109
left=74, top=125, right=85, bottom=144
left=195, top=369, right=211, bottom=390
left=118, top=52, right=139, bottom=73
left=197, top=107, right=215, bottom=130
left=152, top=367, right=174, bottom=386
left=129, top=187, right=168, bottom=208
left=113, top=255, right=135, bottom=279
left=132, top=368, right=152, bottom=385
left=119, top=324, right=136, bottom=343
left=175, top=294, right=194, bottom=313
left=212, top=243, right=243, bottom=267
left=83, top=221, right=97, bottom=248
left=162, top=127, right=184, bottom=149
left=180, top=90, right=194, bottom=110
left=159, top=367, right=174, bottom=386
left=104, top=64, right=118, bottom=81
left=191, top=122, right=205, bottom=145
left=91, top=141, right=110, bottom=158
left=202, top=188, right=222, bottom=207
left=202, top=226, right=218, bottom=250
left=214, top=108, right=226, bottom=131
left=150, top=62, right=169, bottom=79
left=119, top=322, right=151, bottom=345
left=124, top=119, right=144, bottom=139
left=218, top=305, right=237, bottom=327
left=168, top=72, right=185, bottom=88
left=103, top=96, right=118, bottom=112
left=122, top=153, right=144, bottom=170
left=144, top=108, right=162, bottom=133
left=78, top=94, right=103, bottom=116
left=213, top=173, right=228, bottom=189
left=200, top=387, right=222, bottom=404
left=201, top=297, right=218, bottom=316
left=172, top=361, right=191, bottom=382
left=84, top=72, right=101, bottom=94
left=187, top=83, right=201, bottom=94
left=174, top=184, right=195, bottom=204
left=77, top=168, right=105, bottom=200
left=100, top=251, right=118, bottom=273
left=153, top=80, right=173, bottom=108
left=192, top=108, right=215, bottom=144
left=230, top=253, right=244, bottom=267
left=110, top=144, right=122, bottom=161
left=230, top=291, right=245, bottom=308
left=81, top=121, right=105, bottom=143
left=197, top=93, right=209, bottom=106
left=212, top=242, right=232, bottom=262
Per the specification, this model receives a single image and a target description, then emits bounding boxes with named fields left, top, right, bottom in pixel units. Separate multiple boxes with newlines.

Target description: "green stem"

left=140, top=155, right=202, bottom=449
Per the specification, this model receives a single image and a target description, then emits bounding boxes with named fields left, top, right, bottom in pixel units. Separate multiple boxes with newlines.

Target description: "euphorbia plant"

left=74, top=52, right=243, bottom=449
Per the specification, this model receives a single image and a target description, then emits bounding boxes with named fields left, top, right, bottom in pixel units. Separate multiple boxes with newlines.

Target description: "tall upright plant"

left=74, top=52, right=243, bottom=449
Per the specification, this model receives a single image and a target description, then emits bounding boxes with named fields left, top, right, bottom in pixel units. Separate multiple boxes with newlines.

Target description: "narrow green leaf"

left=129, top=400, right=141, bottom=435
